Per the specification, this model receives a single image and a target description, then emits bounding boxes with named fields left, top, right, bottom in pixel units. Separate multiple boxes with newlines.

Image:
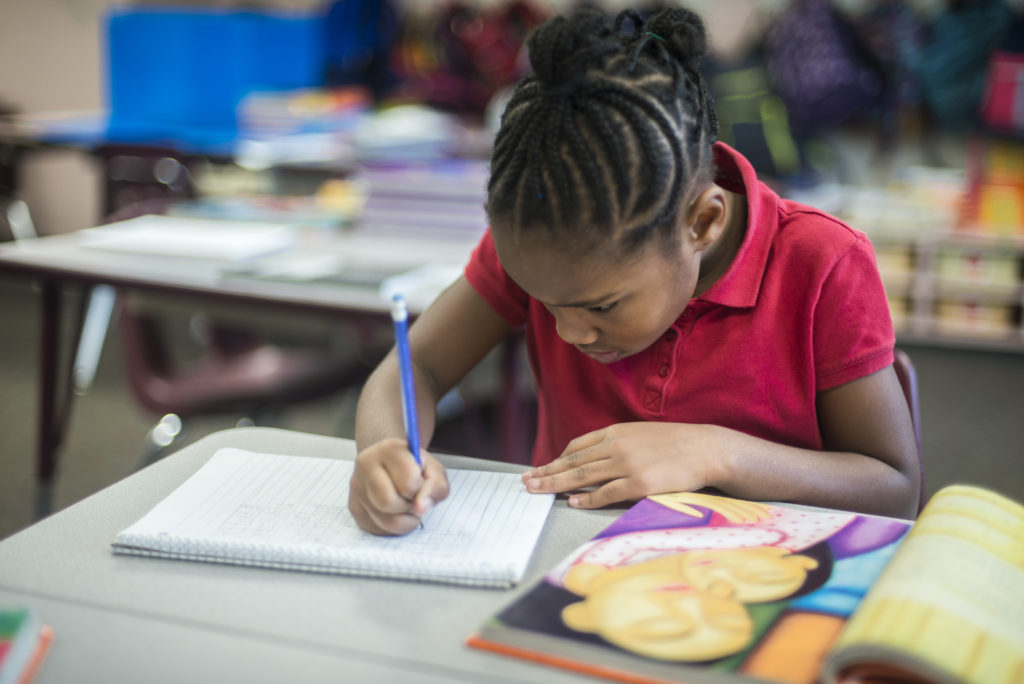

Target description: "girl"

left=348, top=7, right=920, bottom=536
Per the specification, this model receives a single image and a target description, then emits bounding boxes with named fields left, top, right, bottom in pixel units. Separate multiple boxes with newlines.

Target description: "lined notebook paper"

left=112, top=448, right=555, bottom=588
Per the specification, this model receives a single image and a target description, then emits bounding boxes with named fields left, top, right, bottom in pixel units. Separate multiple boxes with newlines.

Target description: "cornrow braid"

left=487, top=7, right=718, bottom=255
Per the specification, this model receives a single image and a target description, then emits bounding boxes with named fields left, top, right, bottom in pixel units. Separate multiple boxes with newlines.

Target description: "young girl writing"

left=348, top=7, right=920, bottom=536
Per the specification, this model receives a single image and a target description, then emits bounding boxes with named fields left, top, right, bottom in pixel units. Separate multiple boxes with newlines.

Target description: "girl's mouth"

left=581, top=348, right=623, bottom=364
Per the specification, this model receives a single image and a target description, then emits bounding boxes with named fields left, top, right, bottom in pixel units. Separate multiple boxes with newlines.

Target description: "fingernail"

left=525, top=478, right=539, bottom=492
left=569, top=496, right=580, bottom=507
left=418, top=496, right=434, bottom=513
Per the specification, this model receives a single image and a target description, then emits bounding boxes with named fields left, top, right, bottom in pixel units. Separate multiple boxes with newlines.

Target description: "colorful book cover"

left=0, top=609, right=52, bottom=684
left=467, top=492, right=911, bottom=684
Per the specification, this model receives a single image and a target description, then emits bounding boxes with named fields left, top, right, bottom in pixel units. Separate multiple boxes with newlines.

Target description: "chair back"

left=893, top=349, right=926, bottom=512
left=106, top=199, right=380, bottom=421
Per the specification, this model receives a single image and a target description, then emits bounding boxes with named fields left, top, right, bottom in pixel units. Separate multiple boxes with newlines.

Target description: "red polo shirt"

left=465, top=142, right=894, bottom=466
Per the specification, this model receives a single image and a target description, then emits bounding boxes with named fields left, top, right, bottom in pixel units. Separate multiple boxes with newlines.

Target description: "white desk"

left=0, top=427, right=619, bottom=683
left=0, top=221, right=481, bottom=316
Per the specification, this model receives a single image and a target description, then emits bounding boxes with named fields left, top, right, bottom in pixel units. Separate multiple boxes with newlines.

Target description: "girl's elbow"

left=892, top=462, right=921, bottom=519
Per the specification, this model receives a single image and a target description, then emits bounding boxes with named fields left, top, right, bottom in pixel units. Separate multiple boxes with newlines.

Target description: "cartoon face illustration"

left=678, top=546, right=819, bottom=603
left=531, top=493, right=905, bottom=671
left=562, top=558, right=754, bottom=661
left=560, top=546, right=819, bottom=662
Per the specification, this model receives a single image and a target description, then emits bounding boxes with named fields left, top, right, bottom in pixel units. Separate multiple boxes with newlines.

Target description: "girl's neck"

left=695, top=190, right=748, bottom=297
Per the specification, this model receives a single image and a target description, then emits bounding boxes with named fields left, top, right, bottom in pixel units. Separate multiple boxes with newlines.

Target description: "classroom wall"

left=0, top=0, right=108, bottom=236
left=0, top=0, right=331, bottom=236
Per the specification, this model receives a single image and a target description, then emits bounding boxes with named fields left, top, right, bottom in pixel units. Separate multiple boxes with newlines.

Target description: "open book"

left=467, top=485, right=1023, bottom=684
left=112, top=448, right=554, bottom=588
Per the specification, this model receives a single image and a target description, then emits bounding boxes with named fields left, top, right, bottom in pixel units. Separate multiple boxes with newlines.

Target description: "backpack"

left=390, top=1, right=547, bottom=116
left=763, top=0, right=886, bottom=132
left=917, top=0, right=1014, bottom=130
left=979, top=14, right=1024, bottom=135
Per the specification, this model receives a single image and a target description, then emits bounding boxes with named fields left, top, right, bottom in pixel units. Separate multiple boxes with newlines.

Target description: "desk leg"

left=34, top=281, right=89, bottom=519
left=36, top=281, right=61, bottom=518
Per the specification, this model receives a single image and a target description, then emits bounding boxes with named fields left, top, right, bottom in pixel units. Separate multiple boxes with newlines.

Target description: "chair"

left=2, top=198, right=120, bottom=396
left=893, top=348, right=926, bottom=513
left=106, top=198, right=386, bottom=465
left=120, top=297, right=381, bottom=461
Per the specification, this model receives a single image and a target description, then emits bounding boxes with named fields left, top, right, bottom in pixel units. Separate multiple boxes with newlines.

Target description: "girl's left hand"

left=522, top=422, right=731, bottom=508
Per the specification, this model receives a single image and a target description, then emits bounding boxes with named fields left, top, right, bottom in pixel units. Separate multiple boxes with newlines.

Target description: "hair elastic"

left=645, top=31, right=666, bottom=43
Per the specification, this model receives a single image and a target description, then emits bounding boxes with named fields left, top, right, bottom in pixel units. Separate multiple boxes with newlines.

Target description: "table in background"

left=0, top=194, right=535, bottom=518
left=0, top=427, right=618, bottom=684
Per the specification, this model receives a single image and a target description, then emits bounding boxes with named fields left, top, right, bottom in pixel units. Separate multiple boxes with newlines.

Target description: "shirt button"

left=658, top=364, right=670, bottom=377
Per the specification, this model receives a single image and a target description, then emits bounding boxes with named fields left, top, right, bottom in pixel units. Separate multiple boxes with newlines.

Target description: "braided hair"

left=487, top=7, right=719, bottom=256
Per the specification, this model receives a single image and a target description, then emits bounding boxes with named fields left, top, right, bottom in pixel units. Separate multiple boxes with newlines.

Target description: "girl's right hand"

left=348, top=437, right=450, bottom=536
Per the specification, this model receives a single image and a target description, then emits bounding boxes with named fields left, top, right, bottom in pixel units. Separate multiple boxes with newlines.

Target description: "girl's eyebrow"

left=548, top=293, right=620, bottom=308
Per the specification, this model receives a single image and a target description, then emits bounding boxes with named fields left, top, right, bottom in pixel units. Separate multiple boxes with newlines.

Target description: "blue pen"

left=390, top=293, right=422, bottom=468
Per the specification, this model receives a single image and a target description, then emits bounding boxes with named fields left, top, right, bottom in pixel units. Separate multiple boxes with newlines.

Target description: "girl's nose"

left=553, top=309, right=599, bottom=346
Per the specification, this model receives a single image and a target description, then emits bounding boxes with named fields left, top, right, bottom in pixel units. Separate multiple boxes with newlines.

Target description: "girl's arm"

left=354, top=276, right=513, bottom=448
left=349, top=276, right=513, bottom=535
left=717, top=365, right=919, bottom=517
left=522, top=364, right=921, bottom=519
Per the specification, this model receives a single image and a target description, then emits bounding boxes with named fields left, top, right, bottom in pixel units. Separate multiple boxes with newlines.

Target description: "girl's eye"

left=588, top=301, right=618, bottom=314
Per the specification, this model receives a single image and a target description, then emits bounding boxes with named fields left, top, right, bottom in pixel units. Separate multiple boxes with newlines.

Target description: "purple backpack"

left=763, top=0, right=886, bottom=132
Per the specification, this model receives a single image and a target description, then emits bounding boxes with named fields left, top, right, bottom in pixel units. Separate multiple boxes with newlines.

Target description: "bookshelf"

left=837, top=142, right=1024, bottom=353
left=875, top=229, right=1024, bottom=352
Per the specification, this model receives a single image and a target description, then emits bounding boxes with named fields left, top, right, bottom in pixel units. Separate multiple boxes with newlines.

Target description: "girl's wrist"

left=700, top=423, right=740, bottom=492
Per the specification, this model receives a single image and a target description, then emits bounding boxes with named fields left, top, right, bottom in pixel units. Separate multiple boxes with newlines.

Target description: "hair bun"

left=526, top=9, right=615, bottom=89
left=645, top=8, right=708, bottom=71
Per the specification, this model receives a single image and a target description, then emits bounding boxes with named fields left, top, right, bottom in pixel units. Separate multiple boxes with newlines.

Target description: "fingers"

left=522, top=446, right=640, bottom=509
left=377, top=449, right=426, bottom=505
left=564, top=478, right=636, bottom=509
left=526, top=433, right=602, bottom=479
left=523, top=456, right=610, bottom=496
left=522, top=436, right=609, bottom=495
left=348, top=495, right=421, bottom=536
left=349, top=439, right=449, bottom=536
left=414, top=454, right=450, bottom=516
left=520, top=425, right=703, bottom=509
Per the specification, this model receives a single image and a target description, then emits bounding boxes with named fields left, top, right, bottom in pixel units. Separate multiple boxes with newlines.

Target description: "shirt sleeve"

left=463, top=228, right=530, bottom=327
left=813, top=234, right=895, bottom=391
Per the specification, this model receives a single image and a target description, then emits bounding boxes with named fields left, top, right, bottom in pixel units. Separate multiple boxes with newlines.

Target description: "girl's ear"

left=683, top=186, right=728, bottom=252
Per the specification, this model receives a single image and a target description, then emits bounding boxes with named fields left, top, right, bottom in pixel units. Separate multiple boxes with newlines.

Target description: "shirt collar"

left=696, top=142, right=778, bottom=309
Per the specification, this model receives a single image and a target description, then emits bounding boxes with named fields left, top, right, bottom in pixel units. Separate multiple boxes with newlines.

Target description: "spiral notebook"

left=112, top=448, right=555, bottom=588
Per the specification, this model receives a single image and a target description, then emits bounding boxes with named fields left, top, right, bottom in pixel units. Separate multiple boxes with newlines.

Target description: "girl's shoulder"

left=772, top=198, right=872, bottom=263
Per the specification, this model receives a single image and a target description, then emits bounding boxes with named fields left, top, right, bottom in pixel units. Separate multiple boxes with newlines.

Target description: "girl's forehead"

left=495, top=218, right=657, bottom=259
left=495, top=228, right=676, bottom=302
left=496, top=227, right=639, bottom=271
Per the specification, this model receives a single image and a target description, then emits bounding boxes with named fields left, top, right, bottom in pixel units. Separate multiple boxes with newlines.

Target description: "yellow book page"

left=824, top=485, right=1024, bottom=684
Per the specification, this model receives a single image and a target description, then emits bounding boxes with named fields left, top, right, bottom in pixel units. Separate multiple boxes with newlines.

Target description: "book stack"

left=0, top=609, right=52, bottom=684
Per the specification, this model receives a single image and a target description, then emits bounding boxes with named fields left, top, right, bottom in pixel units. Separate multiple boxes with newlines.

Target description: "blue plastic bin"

left=104, top=5, right=326, bottom=148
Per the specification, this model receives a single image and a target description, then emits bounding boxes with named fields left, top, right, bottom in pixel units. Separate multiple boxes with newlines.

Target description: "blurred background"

left=1, top=0, right=1023, bottom=539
